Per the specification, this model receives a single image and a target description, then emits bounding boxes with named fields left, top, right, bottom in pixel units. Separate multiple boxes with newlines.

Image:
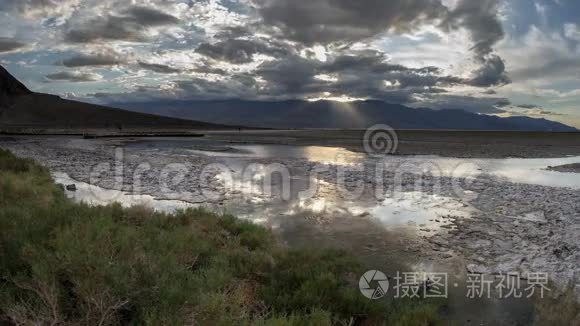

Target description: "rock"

left=66, top=184, right=77, bottom=191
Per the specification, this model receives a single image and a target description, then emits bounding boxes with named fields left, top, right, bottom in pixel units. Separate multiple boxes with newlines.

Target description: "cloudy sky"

left=1, top=0, right=579, bottom=126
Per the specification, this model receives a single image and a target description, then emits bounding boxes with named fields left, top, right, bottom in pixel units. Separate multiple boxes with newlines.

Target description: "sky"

left=0, top=0, right=579, bottom=126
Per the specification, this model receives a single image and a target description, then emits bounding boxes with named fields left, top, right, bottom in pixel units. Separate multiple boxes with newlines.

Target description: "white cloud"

left=499, top=25, right=580, bottom=84
left=564, top=23, right=580, bottom=41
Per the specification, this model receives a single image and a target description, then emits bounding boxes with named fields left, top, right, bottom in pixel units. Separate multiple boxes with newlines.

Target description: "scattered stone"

left=66, top=184, right=77, bottom=191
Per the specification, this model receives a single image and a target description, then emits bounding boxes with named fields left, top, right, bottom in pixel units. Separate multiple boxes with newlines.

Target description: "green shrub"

left=0, top=149, right=446, bottom=325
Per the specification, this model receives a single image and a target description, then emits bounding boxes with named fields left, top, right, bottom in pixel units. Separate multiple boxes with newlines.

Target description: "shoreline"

left=4, top=128, right=580, bottom=158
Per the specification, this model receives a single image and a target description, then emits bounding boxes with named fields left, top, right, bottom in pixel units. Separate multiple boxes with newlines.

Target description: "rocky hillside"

left=0, top=65, right=226, bottom=130
left=0, top=65, right=31, bottom=107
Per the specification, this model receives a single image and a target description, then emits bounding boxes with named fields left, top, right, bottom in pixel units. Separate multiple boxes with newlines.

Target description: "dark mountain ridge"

left=0, top=65, right=32, bottom=108
left=111, top=99, right=578, bottom=132
left=0, top=66, right=226, bottom=129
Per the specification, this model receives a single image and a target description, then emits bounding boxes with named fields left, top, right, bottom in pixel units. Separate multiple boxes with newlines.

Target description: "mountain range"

left=112, top=99, right=578, bottom=132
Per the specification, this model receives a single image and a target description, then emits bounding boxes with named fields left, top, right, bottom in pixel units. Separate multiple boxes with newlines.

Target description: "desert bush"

left=0, top=149, right=446, bottom=325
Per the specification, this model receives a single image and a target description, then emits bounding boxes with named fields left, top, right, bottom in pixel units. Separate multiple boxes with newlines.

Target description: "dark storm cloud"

left=253, top=0, right=505, bottom=52
left=443, top=0, right=504, bottom=59
left=195, top=39, right=291, bottom=64
left=443, top=0, right=509, bottom=86
left=59, top=52, right=125, bottom=67
left=252, top=0, right=510, bottom=86
left=468, top=55, right=510, bottom=87
left=45, top=71, right=101, bottom=82
left=253, top=51, right=464, bottom=101
left=125, top=6, right=180, bottom=26
left=253, top=0, right=448, bottom=45
left=65, top=19, right=142, bottom=43
left=320, top=52, right=465, bottom=88
left=0, top=37, right=26, bottom=53
left=65, top=6, right=179, bottom=43
left=138, top=61, right=181, bottom=74
left=517, top=104, right=539, bottom=109
left=257, top=55, right=319, bottom=94
left=319, top=53, right=409, bottom=74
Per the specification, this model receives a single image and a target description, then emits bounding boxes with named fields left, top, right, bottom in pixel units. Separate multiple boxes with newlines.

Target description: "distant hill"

left=112, top=99, right=578, bottom=132
left=0, top=66, right=226, bottom=130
